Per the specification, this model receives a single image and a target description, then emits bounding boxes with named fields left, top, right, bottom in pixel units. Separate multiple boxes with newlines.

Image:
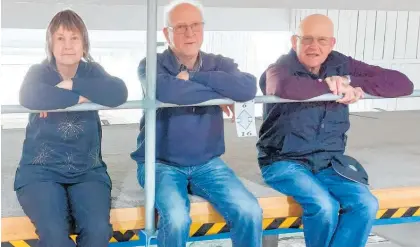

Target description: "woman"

left=15, top=10, right=128, bottom=247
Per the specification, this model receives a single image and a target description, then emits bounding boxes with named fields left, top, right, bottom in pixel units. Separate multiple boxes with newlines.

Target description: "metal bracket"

left=139, top=230, right=158, bottom=247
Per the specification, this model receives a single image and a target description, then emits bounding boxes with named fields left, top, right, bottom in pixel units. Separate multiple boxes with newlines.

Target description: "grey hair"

left=46, top=9, right=93, bottom=62
left=163, top=0, right=204, bottom=27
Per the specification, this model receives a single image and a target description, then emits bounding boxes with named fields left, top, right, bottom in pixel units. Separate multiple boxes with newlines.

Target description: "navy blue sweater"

left=14, top=59, right=128, bottom=190
left=130, top=49, right=257, bottom=166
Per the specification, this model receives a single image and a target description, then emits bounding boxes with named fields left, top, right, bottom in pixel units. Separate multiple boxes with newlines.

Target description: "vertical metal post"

left=144, top=0, right=158, bottom=235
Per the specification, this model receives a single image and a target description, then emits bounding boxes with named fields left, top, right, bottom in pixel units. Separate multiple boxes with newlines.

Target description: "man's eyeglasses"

left=296, top=35, right=333, bottom=46
left=168, top=22, right=204, bottom=34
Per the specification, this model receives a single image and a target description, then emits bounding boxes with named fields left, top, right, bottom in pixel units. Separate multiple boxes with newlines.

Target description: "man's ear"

left=291, top=35, right=298, bottom=51
left=331, top=37, right=337, bottom=47
left=163, top=28, right=171, bottom=45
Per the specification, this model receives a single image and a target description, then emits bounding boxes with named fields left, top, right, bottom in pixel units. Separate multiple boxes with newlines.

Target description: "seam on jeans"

left=154, top=164, right=189, bottom=247
left=155, top=203, right=167, bottom=247
left=190, top=183, right=236, bottom=246
left=142, top=162, right=165, bottom=246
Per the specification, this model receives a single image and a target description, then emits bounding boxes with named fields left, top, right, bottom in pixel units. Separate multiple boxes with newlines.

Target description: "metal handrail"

left=2, top=90, right=419, bottom=114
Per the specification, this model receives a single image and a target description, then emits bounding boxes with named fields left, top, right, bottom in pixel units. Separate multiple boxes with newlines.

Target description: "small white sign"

left=234, top=100, right=257, bottom=137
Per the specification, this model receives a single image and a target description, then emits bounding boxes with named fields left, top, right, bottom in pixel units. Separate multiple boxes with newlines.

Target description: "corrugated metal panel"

left=373, top=11, right=387, bottom=60
left=405, top=12, right=420, bottom=59
left=355, top=11, right=368, bottom=60
left=383, top=11, right=398, bottom=60
left=394, top=12, right=410, bottom=59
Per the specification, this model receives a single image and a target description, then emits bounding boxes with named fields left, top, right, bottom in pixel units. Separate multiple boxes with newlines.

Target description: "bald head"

left=292, top=14, right=336, bottom=74
left=163, top=1, right=204, bottom=62
left=165, top=1, right=204, bottom=27
left=298, top=14, right=334, bottom=38
left=171, top=3, right=200, bottom=23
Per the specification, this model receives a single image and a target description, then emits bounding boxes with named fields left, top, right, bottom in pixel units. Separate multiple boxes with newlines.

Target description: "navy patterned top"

left=14, top=59, right=128, bottom=190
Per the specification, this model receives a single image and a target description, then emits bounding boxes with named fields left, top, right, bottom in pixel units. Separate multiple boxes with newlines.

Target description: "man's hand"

left=337, top=85, right=364, bottom=104
left=78, top=96, right=89, bottom=104
left=39, top=112, right=48, bottom=118
left=56, top=79, right=73, bottom=90
left=221, top=104, right=235, bottom=122
left=177, top=71, right=189, bottom=81
left=323, top=76, right=350, bottom=95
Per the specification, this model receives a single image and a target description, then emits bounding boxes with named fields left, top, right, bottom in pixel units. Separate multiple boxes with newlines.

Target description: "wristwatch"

left=345, top=75, right=351, bottom=84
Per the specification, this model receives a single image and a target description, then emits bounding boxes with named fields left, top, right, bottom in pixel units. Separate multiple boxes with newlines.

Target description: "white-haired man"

left=131, top=1, right=263, bottom=246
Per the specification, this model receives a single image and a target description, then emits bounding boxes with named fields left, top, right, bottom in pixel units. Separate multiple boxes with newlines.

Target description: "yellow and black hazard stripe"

left=2, top=240, right=38, bottom=247
left=1, top=230, right=141, bottom=247
left=2, top=207, right=419, bottom=246
left=376, top=206, right=420, bottom=219
left=109, top=230, right=140, bottom=242
left=189, top=217, right=303, bottom=237
left=189, top=206, right=420, bottom=237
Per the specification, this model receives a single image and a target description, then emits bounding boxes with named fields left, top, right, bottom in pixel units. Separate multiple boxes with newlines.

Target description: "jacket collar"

left=160, top=47, right=215, bottom=74
left=285, top=49, right=348, bottom=77
left=173, top=49, right=202, bottom=72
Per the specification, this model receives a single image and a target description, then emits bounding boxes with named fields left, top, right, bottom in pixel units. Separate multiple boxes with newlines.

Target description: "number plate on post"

left=234, top=100, right=257, bottom=137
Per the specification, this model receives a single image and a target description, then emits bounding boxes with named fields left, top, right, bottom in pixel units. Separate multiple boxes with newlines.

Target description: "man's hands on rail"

left=221, top=104, right=235, bottom=122
left=322, top=76, right=364, bottom=104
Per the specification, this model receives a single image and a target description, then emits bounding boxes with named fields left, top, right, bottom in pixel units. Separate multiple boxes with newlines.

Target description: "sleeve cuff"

left=71, top=78, right=83, bottom=94
left=190, top=72, right=211, bottom=86
left=348, top=76, right=366, bottom=88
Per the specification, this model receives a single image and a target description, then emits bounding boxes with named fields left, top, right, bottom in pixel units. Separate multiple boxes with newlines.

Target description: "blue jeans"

left=137, top=157, right=262, bottom=247
left=262, top=161, right=378, bottom=247
left=16, top=181, right=112, bottom=247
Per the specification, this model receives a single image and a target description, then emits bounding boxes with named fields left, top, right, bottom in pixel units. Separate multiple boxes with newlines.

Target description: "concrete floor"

left=1, top=110, right=420, bottom=246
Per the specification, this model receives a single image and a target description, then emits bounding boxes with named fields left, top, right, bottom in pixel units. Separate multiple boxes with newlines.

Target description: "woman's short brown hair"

left=46, top=9, right=93, bottom=62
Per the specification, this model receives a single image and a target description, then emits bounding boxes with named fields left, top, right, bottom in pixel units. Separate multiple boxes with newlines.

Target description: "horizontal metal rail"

left=1, top=90, right=420, bottom=114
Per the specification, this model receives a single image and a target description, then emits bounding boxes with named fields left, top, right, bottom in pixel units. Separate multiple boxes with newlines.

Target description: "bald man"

left=131, top=1, right=262, bottom=246
left=257, top=14, right=414, bottom=247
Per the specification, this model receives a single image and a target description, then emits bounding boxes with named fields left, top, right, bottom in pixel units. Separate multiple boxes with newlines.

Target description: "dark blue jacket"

left=15, top=59, right=128, bottom=190
left=131, top=49, right=257, bottom=166
left=257, top=50, right=414, bottom=185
